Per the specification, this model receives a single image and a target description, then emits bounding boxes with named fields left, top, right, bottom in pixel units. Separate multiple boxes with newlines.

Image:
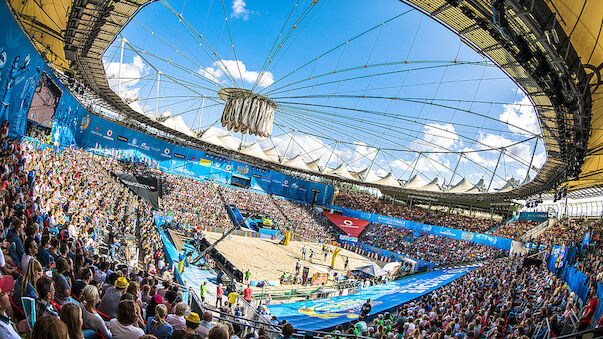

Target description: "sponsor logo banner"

left=326, top=205, right=512, bottom=251
left=199, top=159, right=211, bottom=167
left=117, top=135, right=128, bottom=142
left=113, top=173, right=161, bottom=209
left=338, top=235, right=358, bottom=242
left=173, top=152, right=185, bottom=159
left=323, top=212, right=369, bottom=237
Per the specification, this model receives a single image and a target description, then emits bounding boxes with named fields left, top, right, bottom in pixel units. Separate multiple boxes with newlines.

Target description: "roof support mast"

left=524, top=138, right=539, bottom=184
left=322, top=141, right=339, bottom=173
left=364, top=148, right=381, bottom=181
left=281, top=129, right=297, bottom=164
left=447, top=152, right=463, bottom=191
left=487, top=149, right=505, bottom=192
left=118, top=37, right=126, bottom=96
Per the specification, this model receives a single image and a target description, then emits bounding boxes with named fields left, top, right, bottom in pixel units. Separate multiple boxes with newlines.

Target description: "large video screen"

left=27, top=72, right=62, bottom=128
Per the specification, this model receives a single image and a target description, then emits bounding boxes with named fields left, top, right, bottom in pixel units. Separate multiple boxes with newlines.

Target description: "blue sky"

left=102, top=0, right=546, bottom=190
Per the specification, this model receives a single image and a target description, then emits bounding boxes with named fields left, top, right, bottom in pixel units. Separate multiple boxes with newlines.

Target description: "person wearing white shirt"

left=21, top=237, right=38, bottom=273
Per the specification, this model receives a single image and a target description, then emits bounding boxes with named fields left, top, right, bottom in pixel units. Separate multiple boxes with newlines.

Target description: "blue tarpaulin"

left=267, top=266, right=477, bottom=330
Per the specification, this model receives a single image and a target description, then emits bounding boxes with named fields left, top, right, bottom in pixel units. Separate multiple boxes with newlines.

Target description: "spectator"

left=208, top=324, right=229, bottom=339
left=108, top=299, right=144, bottom=339
left=145, top=304, right=173, bottom=339
left=98, top=276, right=128, bottom=319
left=35, top=276, right=59, bottom=318
left=166, top=301, right=187, bottom=331
left=80, top=285, right=111, bottom=339
left=31, top=315, right=69, bottom=339
left=198, top=311, right=213, bottom=338
left=53, top=257, right=72, bottom=306
left=60, top=303, right=86, bottom=339
left=171, top=311, right=202, bottom=339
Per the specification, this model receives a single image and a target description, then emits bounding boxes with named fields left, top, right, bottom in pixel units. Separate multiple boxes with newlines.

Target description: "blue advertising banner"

left=581, top=231, right=591, bottom=250
left=268, top=266, right=477, bottom=330
left=327, top=206, right=512, bottom=251
left=339, top=239, right=434, bottom=269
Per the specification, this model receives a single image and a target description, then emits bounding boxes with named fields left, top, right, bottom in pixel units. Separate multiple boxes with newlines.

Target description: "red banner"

left=323, top=212, right=369, bottom=237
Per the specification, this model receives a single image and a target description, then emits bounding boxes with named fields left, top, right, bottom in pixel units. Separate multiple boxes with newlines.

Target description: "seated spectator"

left=80, top=285, right=111, bottom=339
left=198, top=311, right=213, bottom=338
left=208, top=324, right=229, bottom=339
left=36, top=276, right=59, bottom=318
left=145, top=304, right=173, bottom=339
left=53, top=258, right=72, bottom=306
left=60, top=302, right=88, bottom=339
left=31, top=315, right=68, bottom=339
left=98, top=277, right=128, bottom=319
left=166, top=301, right=188, bottom=331
left=108, top=299, right=144, bottom=339
left=171, top=312, right=202, bottom=339
left=13, top=258, right=43, bottom=309
left=21, top=237, right=38, bottom=273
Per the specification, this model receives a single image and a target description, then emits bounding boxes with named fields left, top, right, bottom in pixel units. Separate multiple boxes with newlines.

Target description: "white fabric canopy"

left=241, top=143, right=270, bottom=161
left=448, top=178, right=474, bottom=193
left=161, top=116, right=195, bottom=137
left=328, top=164, right=356, bottom=180
left=372, top=172, right=401, bottom=187
left=405, top=175, right=428, bottom=189
left=263, top=147, right=281, bottom=163
left=285, top=155, right=312, bottom=171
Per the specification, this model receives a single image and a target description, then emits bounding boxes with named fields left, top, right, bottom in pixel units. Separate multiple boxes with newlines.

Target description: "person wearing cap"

left=98, top=276, right=128, bottom=319
left=170, top=312, right=202, bottom=339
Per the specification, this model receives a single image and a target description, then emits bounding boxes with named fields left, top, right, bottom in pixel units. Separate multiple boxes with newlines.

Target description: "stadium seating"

left=3, top=134, right=601, bottom=339
left=334, top=189, right=499, bottom=233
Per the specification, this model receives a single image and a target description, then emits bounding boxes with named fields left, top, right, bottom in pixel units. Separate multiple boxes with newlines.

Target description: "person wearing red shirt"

left=578, top=288, right=599, bottom=332
left=243, top=284, right=252, bottom=303
left=216, top=284, right=224, bottom=308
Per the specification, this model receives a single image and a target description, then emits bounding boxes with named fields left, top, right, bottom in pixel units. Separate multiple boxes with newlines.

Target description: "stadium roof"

left=8, top=0, right=599, bottom=201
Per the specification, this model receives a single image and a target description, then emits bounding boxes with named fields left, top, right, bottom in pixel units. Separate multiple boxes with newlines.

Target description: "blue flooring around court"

left=267, top=266, right=477, bottom=330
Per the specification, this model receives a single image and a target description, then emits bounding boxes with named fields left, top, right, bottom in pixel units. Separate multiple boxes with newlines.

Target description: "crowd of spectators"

left=323, top=256, right=602, bottom=338
left=270, top=197, right=336, bottom=242
left=360, top=223, right=504, bottom=266
left=531, top=217, right=601, bottom=246
left=491, top=220, right=540, bottom=240
left=162, top=175, right=231, bottom=230
left=334, top=189, right=498, bottom=233
left=218, top=185, right=286, bottom=226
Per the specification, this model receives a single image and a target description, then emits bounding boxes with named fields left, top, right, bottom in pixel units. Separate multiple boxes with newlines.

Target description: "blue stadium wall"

left=0, top=1, right=334, bottom=205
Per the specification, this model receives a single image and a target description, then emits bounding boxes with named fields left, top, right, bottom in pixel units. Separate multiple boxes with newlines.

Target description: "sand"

left=203, top=231, right=375, bottom=282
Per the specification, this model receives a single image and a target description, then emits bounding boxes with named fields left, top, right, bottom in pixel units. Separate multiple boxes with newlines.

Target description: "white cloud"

left=499, top=90, right=540, bottom=136
left=199, top=60, right=274, bottom=87
left=424, top=123, right=459, bottom=150
left=460, top=147, right=498, bottom=167
left=231, top=0, right=249, bottom=20
left=391, top=158, right=412, bottom=171
left=104, top=55, right=150, bottom=114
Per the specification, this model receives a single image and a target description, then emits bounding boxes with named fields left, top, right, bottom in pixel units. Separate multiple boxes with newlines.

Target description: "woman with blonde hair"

left=145, top=303, right=173, bottom=339
left=13, top=258, right=43, bottom=308
left=60, top=303, right=84, bottom=339
left=79, top=285, right=111, bottom=339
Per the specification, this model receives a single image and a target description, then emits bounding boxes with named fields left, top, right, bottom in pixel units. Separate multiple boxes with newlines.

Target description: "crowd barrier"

left=338, top=240, right=435, bottom=269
